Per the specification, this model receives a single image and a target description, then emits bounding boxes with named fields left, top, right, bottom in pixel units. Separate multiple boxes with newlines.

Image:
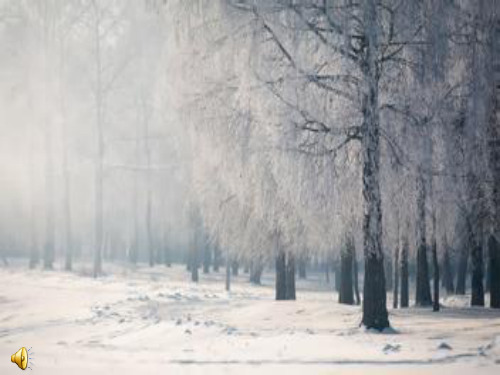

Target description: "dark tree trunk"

left=298, top=255, right=307, bottom=279
left=213, top=244, right=221, bottom=272
left=203, top=245, right=211, bottom=274
left=432, top=239, right=440, bottom=311
left=471, top=241, right=485, bottom=306
left=339, top=245, right=354, bottom=305
left=442, top=246, right=454, bottom=293
left=225, top=254, right=230, bottom=291
left=190, top=246, right=199, bottom=282
left=325, top=261, right=330, bottom=283
left=275, top=250, right=287, bottom=300
left=415, top=174, right=432, bottom=307
left=285, top=253, right=296, bottom=300
left=416, top=243, right=432, bottom=306
left=489, top=235, right=500, bottom=308
left=360, top=10, right=389, bottom=327
left=393, top=245, right=400, bottom=309
left=456, top=245, right=469, bottom=295
left=400, top=237, right=409, bottom=308
left=276, top=249, right=295, bottom=301
left=363, top=255, right=389, bottom=330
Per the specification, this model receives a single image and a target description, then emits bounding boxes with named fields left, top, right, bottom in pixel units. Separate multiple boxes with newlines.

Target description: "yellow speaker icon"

left=11, top=347, right=28, bottom=370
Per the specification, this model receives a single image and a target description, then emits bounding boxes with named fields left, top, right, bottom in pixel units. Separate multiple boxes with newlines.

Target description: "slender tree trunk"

left=470, top=228, right=485, bottom=306
left=225, top=251, right=231, bottom=291
left=203, top=244, right=211, bottom=274
left=400, top=236, right=409, bottom=308
left=393, top=245, right=400, bottom=309
left=325, top=260, right=330, bottom=283
left=489, top=234, right=500, bottom=308
left=415, top=174, right=432, bottom=306
left=456, top=245, right=469, bottom=294
left=432, top=239, right=440, bottom=311
left=285, top=253, right=296, bottom=300
left=190, top=245, right=199, bottom=282
left=213, top=244, right=221, bottom=272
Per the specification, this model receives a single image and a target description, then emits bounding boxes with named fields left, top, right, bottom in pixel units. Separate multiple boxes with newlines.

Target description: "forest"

left=0, top=1, right=500, bottom=374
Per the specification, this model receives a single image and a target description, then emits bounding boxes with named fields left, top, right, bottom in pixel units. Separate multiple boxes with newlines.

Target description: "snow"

left=0, top=263, right=499, bottom=374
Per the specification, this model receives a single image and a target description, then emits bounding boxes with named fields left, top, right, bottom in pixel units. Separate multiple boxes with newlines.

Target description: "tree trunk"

left=339, top=244, right=354, bottom=305
left=360, top=0, right=389, bottom=329
left=203, top=244, right=211, bottom=274
left=190, top=246, right=199, bottom=282
left=432, top=239, right=440, bottom=311
left=225, top=253, right=231, bottom=291
left=400, top=236, right=409, bottom=308
left=213, top=244, right=221, bottom=272
left=285, top=253, right=296, bottom=300
left=489, top=234, right=500, bottom=308
left=393, top=245, right=400, bottom=309
left=415, top=174, right=432, bottom=307
left=456, top=245, right=469, bottom=295
left=442, top=245, right=455, bottom=294
left=471, top=238, right=485, bottom=306
left=275, top=249, right=287, bottom=300
left=325, top=260, right=330, bottom=283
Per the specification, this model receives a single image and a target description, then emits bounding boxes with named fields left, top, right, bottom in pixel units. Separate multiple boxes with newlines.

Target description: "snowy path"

left=0, top=264, right=499, bottom=374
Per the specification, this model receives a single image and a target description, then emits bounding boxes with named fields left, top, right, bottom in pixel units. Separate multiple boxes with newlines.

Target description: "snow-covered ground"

left=0, top=262, right=499, bottom=374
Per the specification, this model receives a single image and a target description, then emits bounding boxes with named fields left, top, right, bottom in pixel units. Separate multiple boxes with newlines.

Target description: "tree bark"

left=360, top=0, right=389, bottom=329
left=225, top=252, right=231, bottom=291
left=275, top=249, right=287, bottom=300
left=400, top=236, right=409, bottom=308
left=203, top=244, right=211, bottom=274
left=393, top=245, right=400, bottom=309
left=455, top=245, right=469, bottom=295
left=285, top=253, right=296, bottom=300
left=442, top=245, right=455, bottom=294
left=415, top=174, right=432, bottom=306
left=432, top=239, right=440, bottom=311
left=339, top=243, right=354, bottom=305
left=471, top=236, right=485, bottom=306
